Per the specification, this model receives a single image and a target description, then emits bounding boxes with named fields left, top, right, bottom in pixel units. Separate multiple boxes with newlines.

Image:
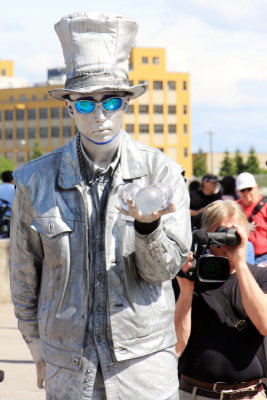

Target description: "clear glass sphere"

left=153, top=183, right=173, bottom=210
left=134, top=185, right=164, bottom=215
left=118, top=183, right=141, bottom=211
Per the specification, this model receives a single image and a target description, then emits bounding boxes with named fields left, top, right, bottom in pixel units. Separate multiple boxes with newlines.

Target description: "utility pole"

left=206, top=130, right=215, bottom=173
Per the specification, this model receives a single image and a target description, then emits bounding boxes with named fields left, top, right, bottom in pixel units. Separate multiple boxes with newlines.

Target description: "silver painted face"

left=68, top=92, right=128, bottom=145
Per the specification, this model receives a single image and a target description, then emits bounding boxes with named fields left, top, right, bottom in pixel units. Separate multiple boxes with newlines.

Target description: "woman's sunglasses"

left=240, top=187, right=253, bottom=193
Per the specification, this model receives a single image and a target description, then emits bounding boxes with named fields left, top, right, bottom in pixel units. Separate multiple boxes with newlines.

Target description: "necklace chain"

left=76, top=133, right=88, bottom=185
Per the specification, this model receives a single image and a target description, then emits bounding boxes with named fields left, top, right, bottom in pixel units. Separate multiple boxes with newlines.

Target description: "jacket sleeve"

left=9, top=180, right=44, bottom=363
left=134, top=170, right=191, bottom=283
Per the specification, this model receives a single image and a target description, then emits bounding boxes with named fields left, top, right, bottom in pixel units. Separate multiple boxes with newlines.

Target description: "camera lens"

left=201, top=259, right=223, bottom=279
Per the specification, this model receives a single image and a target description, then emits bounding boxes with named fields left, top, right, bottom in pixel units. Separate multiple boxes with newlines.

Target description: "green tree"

left=0, top=157, right=14, bottom=177
left=219, top=151, right=236, bottom=176
left=245, top=147, right=260, bottom=174
left=193, top=149, right=207, bottom=177
left=234, top=149, right=246, bottom=174
left=31, top=141, right=44, bottom=160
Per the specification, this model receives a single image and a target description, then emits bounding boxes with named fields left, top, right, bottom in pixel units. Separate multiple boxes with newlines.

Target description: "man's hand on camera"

left=224, top=223, right=248, bottom=269
left=177, top=252, right=195, bottom=293
left=36, top=360, right=45, bottom=389
left=117, top=199, right=176, bottom=223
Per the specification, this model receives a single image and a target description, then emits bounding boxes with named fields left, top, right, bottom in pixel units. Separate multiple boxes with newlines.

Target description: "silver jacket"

left=10, top=132, right=191, bottom=371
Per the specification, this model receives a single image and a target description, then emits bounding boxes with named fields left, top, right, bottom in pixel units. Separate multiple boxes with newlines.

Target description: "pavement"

left=0, top=302, right=45, bottom=400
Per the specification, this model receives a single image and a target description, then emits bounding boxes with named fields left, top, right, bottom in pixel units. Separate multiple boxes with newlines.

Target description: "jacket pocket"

left=31, top=217, right=75, bottom=332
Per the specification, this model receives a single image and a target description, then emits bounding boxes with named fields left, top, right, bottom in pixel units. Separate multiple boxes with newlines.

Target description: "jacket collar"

left=58, top=131, right=147, bottom=189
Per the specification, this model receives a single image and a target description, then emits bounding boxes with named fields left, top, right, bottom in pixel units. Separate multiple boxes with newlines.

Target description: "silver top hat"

left=49, top=11, right=148, bottom=101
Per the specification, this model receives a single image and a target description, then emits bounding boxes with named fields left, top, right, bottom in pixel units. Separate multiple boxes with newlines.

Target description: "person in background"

left=190, top=174, right=221, bottom=230
left=175, top=200, right=267, bottom=400
left=0, top=170, right=14, bottom=206
left=188, top=180, right=201, bottom=194
left=236, top=172, right=267, bottom=264
left=219, top=176, right=238, bottom=201
left=9, top=11, right=191, bottom=400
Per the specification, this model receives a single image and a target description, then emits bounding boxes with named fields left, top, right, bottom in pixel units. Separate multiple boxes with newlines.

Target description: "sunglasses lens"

left=75, top=101, right=95, bottom=114
left=241, top=187, right=253, bottom=193
left=103, top=98, right=123, bottom=112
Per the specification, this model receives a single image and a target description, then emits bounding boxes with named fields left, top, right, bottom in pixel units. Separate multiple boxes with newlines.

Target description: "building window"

left=32, top=95, right=37, bottom=100
left=153, top=81, right=163, bottom=90
left=1, top=69, right=6, bottom=76
left=168, top=105, right=176, bottom=114
left=28, top=128, right=36, bottom=139
left=168, top=124, right=176, bottom=133
left=154, top=105, right=163, bottom=114
left=139, top=124, right=149, bottom=133
left=28, top=109, right=36, bottom=120
left=126, top=104, right=134, bottom=114
left=183, top=80, right=187, bottom=90
left=19, top=94, right=26, bottom=101
left=184, top=147, right=188, bottom=158
left=183, top=124, right=188, bottom=134
left=129, top=80, right=134, bottom=86
left=5, top=110, right=13, bottom=121
left=40, top=127, right=48, bottom=138
left=5, top=128, right=13, bottom=140
left=129, top=62, right=133, bottom=71
left=43, top=95, right=48, bottom=100
left=153, top=57, right=160, bottom=64
left=63, top=108, right=70, bottom=118
left=0, top=128, right=2, bottom=139
left=139, top=105, right=149, bottom=114
left=51, top=108, right=60, bottom=119
left=17, top=128, right=24, bottom=139
left=142, top=57, right=148, bottom=64
left=0, top=111, right=2, bottom=121
left=16, top=109, right=25, bottom=120
left=139, top=80, right=146, bottom=85
left=9, top=96, right=14, bottom=102
left=168, top=81, right=176, bottom=90
left=63, top=126, right=71, bottom=137
left=126, top=124, right=134, bottom=133
left=183, top=105, right=187, bottom=115
left=154, top=124, right=163, bottom=133
left=52, top=127, right=60, bottom=137
left=39, top=108, right=48, bottom=119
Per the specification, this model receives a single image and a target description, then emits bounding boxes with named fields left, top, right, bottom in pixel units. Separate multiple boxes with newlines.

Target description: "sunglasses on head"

left=240, top=187, right=253, bottom=193
left=73, top=97, right=126, bottom=114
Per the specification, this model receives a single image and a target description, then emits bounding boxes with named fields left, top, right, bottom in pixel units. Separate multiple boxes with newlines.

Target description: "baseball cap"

left=236, top=172, right=257, bottom=191
left=202, top=174, right=218, bottom=183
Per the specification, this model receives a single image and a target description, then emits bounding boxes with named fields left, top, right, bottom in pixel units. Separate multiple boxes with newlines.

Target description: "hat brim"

left=49, top=83, right=148, bottom=101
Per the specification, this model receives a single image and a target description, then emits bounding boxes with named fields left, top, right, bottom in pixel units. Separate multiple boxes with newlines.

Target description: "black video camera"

left=178, top=227, right=241, bottom=283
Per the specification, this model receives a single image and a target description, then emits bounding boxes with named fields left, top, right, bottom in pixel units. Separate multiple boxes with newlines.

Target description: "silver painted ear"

left=65, top=102, right=75, bottom=118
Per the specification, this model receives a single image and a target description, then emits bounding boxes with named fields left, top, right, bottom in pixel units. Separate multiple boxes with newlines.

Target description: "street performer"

left=10, top=11, right=191, bottom=400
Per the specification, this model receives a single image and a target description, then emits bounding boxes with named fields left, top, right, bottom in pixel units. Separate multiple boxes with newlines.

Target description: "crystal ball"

left=118, top=183, right=141, bottom=211
left=134, top=185, right=164, bottom=215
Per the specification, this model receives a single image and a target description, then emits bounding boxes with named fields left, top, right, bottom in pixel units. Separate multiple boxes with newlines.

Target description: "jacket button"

left=98, top=244, right=105, bottom=251
left=72, top=358, right=79, bottom=365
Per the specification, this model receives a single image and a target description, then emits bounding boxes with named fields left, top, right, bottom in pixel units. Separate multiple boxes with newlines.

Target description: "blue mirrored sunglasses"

left=74, top=97, right=125, bottom=114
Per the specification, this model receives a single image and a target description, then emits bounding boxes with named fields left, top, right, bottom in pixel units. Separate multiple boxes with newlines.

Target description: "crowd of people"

left=189, top=172, right=267, bottom=266
left=5, top=9, right=267, bottom=400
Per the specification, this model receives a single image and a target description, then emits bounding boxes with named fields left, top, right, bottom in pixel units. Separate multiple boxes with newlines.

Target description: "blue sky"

left=1, top=0, right=267, bottom=154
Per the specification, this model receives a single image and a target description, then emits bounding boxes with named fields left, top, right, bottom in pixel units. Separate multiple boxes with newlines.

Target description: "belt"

left=179, top=376, right=265, bottom=400
left=180, top=375, right=263, bottom=391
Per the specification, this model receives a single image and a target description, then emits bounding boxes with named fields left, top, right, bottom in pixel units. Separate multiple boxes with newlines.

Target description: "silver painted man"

left=10, top=11, right=191, bottom=400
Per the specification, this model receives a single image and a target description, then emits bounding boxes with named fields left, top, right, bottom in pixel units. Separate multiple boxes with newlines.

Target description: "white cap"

left=236, top=172, right=257, bottom=191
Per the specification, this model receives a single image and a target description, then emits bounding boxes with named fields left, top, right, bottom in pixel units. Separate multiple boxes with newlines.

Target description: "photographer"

left=175, top=200, right=267, bottom=400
